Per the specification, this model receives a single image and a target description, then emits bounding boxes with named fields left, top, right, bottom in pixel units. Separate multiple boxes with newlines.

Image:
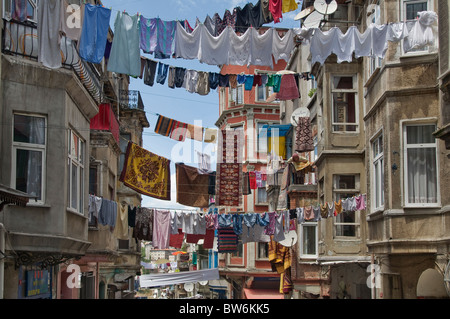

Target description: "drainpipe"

left=0, top=223, right=5, bottom=299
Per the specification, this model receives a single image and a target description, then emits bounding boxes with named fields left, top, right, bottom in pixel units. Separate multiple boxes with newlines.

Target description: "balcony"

left=2, top=19, right=103, bottom=105
left=90, top=103, right=120, bottom=144
left=119, top=89, right=145, bottom=111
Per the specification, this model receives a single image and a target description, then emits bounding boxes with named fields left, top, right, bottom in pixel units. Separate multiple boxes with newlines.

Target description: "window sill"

left=26, top=202, right=50, bottom=208
left=66, top=208, right=86, bottom=218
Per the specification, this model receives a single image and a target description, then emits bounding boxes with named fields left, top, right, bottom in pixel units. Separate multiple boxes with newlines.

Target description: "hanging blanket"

left=120, top=142, right=171, bottom=200
left=217, top=227, right=239, bottom=253
left=154, top=115, right=175, bottom=137
left=175, top=163, right=210, bottom=208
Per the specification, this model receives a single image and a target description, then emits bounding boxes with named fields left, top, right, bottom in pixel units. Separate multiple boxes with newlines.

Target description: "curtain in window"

left=406, top=125, right=437, bottom=203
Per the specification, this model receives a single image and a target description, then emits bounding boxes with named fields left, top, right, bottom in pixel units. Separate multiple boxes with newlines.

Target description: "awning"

left=139, top=268, right=220, bottom=288
left=243, top=288, right=284, bottom=299
left=260, top=124, right=292, bottom=137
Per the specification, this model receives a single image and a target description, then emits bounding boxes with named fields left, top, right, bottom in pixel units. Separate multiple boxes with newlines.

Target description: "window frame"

left=229, top=84, right=244, bottom=107
left=68, top=128, right=85, bottom=214
left=401, top=0, right=432, bottom=55
left=371, top=130, right=385, bottom=211
left=3, top=0, right=39, bottom=23
left=402, top=121, right=440, bottom=207
left=299, top=221, right=318, bottom=259
left=332, top=174, right=360, bottom=239
left=331, top=74, right=359, bottom=133
left=12, top=112, right=46, bottom=204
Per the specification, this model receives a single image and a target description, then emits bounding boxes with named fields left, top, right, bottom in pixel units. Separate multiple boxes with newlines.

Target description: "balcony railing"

left=119, top=89, right=145, bottom=111
left=90, top=103, right=120, bottom=144
left=2, top=19, right=103, bottom=105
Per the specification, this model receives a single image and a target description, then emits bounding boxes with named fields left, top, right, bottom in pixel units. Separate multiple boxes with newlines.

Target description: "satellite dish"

left=303, top=10, right=323, bottom=29
left=313, top=0, right=338, bottom=15
left=291, top=106, right=311, bottom=126
left=184, top=283, right=194, bottom=292
left=279, top=230, right=298, bottom=247
left=294, top=6, right=315, bottom=21
left=199, top=280, right=208, bottom=286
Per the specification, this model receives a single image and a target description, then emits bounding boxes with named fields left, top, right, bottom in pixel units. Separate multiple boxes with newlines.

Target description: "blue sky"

left=101, top=0, right=301, bottom=210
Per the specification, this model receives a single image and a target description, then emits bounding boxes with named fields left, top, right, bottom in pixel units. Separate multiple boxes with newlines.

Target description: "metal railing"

left=2, top=19, right=103, bottom=105
left=119, top=89, right=145, bottom=111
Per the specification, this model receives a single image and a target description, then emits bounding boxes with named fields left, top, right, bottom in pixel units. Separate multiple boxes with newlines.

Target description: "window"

left=89, top=166, right=98, bottom=196
left=219, top=88, right=226, bottom=112
left=3, top=0, right=38, bottom=22
left=333, top=175, right=360, bottom=238
left=256, top=122, right=268, bottom=154
left=12, top=113, right=46, bottom=203
left=119, top=133, right=131, bottom=175
left=331, top=75, right=358, bottom=132
left=256, top=83, right=276, bottom=103
left=403, top=123, right=438, bottom=206
left=299, top=221, right=318, bottom=258
left=402, top=0, right=430, bottom=54
left=257, top=242, right=268, bottom=259
left=229, top=84, right=244, bottom=106
left=68, top=129, right=85, bottom=213
left=372, top=133, right=384, bottom=210
left=256, top=181, right=267, bottom=205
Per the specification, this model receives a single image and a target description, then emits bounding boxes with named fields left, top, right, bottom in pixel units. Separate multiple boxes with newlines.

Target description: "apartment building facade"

left=0, top=0, right=147, bottom=299
left=278, top=0, right=449, bottom=299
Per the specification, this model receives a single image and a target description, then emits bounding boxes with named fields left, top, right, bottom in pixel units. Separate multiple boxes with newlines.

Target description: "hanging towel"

left=154, top=19, right=177, bottom=59
left=186, top=124, right=204, bottom=141
left=153, top=210, right=171, bottom=249
left=119, top=142, right=171, bottom=200
left=114, top=203, right=129, bottom=240
left=170, top=120, right=188, bottom=142
left=250, top=28, right=274, bottom=67
left=199, top=24, right=230, bottom=66
left=79, top=4, right=111, bottom=64
left=174, top=21, right=201, bottom=60
left=169, top=228, right=184, bottom=248
left=37, top=0, right=62, bottom=69
left=107, top=11, right=141, bottom=77
left=228, top=27, right=252, bottom=66
left=154, top=115, right=175, bottom=137
left=217, top=227, right=238, bottom=253
left=140, top=16, right=157, bottom=54
left=176, top=163, right=210, bottom=208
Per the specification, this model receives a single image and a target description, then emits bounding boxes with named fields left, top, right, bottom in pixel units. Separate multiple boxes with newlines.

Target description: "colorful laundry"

left=175, top=163, right=211, bottom=208
left=217, top=227, right=239, bottom=253
left=119, top=142, right=171, bottom=200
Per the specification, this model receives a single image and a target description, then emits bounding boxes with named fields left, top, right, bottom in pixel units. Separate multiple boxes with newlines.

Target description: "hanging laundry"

left=242, top=172, right=252, bottom=195
left=195, top=71, right=210, bottom=96
left=154, top=114, right=175, bottom=137
left=169, top=228, right=184, bottom=248
left=79, top=4, right=111, bottom=64
left=204, top=128, right=218, bottom=143
left=219, top=74, right=230, bottom=87
left=140, top=16, right=157, bottom=54
left=153, top=210, right=171, bottom=249
left=356, top=194, right=366, bottom=210
left=88, top=194, right=102, bottom=224
left=215, top=9, right=237, bottom=35
left=133, top=207, right=154, bottom=241
left=60, top=1, right=84, bottom=42
left=114, top=203, right=129, bottom=240
left=156, top=62, right=169, bottom=85
left=186, top=123, right=204, bottom=141
left=244, top=75, right=254, bottom=90
left=174, top=67, right=186, bottom=88
left=294, top=116, right=314, bottom=153
left=217, top=227, right=239, bottom=253
left=98, top=198, right=117, bottom=228
left=170, top=120, right=188, bottom=142
left=268, top=0, right=283, bottom=24
left=228, top=27, right=252, bottom=66
left=335, top=200, right=343, bottom=215
left=183, top=69, right=199, bottom=93
left=282, top=0, right=298, bottom=13
left=119, top=142, right=171, bottom=200
left=143, top=59, right=158, bottom=86
left=228, top=74, right=238, bottom=89
left=249, top=171, right=257, bottom=189
left=277, top=74, right=299, bottom=100
left=261, top=0, right=274, bottom=24
left=272, top=29, right=294, bottom=64
left=208, top=72, right=221, bottom=90
left=37, top=0, right=62, bottom=69
left=128, top=205, right=137, bottom=228
left=197, top=151, right=212, bottom=174
left=176, top=163, right=210, bottom=208
left=168, top=66, right=176, bottom=89
left=203, top=14, right=217, bottom=36
left=403, top=11, right=437, bottom=53
left=235, top=1, right=265, bottom=33
left=107, top=11, right=141, bottom=77
left=232, top=214, right=244, bottom=235
left=253, top=74, right=263, bottom=87
left=174, top=21, right=202, bottom=60
left=154, top=19, right=177, bottom=59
